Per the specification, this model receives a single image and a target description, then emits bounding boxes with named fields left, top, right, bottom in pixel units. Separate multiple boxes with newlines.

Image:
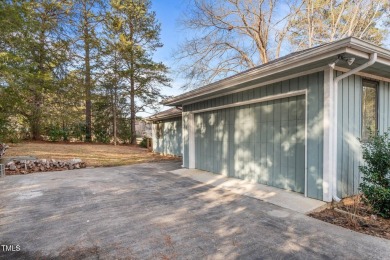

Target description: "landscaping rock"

left=4, top=158, right=86, bottom=175
left=70, top=158, right=82, bottom=164
left=7, top=162, right=16, bottom=171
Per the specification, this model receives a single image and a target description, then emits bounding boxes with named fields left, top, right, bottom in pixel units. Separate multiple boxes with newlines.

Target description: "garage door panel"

left=297, top=95, right=306, bottom=120
left=194, top=95, right=305, bottom=193
left=266, top=141, right=274, bottom=185
left=280, top=99, right=290, bottom=121
left=295, top=141, right=306, bottom=193
left=288, top=97, right=297, bottom=120
left=259, top=123, right=267, bottom=143
left=259, top=104, right=267, bottom=122
left=280, top=120, right=289, bottom=188
left=273, top=119, right=282, bottom=188
left=266, top=122, right=274, bottom=142
left=274, top=100, right=282, bottom=122
left=226, top=141, right=233, bottom=177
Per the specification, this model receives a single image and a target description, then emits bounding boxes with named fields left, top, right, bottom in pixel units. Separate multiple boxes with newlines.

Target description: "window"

left=362, top=80, right=378, bottom=140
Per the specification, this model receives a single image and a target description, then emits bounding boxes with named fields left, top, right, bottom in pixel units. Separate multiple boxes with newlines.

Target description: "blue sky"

left=151, top=0, right=187, bottom=97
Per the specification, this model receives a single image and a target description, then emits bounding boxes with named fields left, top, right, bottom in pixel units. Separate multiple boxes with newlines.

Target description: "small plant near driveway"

left=359, top=130, right=390, bottom=218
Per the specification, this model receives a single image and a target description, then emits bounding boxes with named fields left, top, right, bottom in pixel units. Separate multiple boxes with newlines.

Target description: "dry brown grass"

left=5, top=141, right=179, bottom=167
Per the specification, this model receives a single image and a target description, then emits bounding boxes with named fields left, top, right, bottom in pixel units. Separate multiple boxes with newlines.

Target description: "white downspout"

left=330, top=53, right=378, bottom=202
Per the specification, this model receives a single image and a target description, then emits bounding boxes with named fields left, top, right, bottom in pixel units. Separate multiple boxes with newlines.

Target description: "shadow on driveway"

left=0, top=161, right=389, bottom=259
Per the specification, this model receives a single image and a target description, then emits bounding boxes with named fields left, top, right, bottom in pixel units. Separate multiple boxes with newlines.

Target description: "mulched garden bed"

left=309, top=197, right=390, bottom=240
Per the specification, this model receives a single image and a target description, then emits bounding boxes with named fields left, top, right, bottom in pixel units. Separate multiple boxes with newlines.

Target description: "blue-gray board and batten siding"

left=183, top=72, right=325, bottom=200
left=152, top=117, right=182, bottom=157
left=336, top=72, right=390, bottom=198
left=194, top=96, right=306, bottom=193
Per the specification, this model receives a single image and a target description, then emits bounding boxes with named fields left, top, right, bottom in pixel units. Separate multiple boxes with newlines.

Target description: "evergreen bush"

left=359, top=130, right=390, bottom=218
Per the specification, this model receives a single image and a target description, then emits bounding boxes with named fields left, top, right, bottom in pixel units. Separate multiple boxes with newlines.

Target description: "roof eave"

left=348, top=38, right=390, bottom=60
left=164, top=37, right=390, bottom=106
left=146, top=113, right=182, bottom=122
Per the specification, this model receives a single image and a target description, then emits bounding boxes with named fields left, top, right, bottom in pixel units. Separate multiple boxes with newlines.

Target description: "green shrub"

left=139, top=136, right=148, bottom=148
left=47, top=125, right=70, bottom=142
left=71, top=123, right=86, bottom=141
left=94, top=128, right=110, bottom=144
left=118, top=118, right=132, bottom=144
left=0, top=118, right=22, bottom=143
left=359, top=130, right=390, bottom=218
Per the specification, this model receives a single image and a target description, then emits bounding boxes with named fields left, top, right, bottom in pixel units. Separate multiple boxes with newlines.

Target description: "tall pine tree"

left=108, top=0, right=170, bottom=144
left=70, top=0, right=105, bottom=142
left=0, top=0, right=71, bottom=140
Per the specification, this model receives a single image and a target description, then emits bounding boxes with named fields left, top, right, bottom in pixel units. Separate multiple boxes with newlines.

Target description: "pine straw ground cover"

left=5, top=141, right=180, bottom=168
left=309, top=196, right=390, bottom=240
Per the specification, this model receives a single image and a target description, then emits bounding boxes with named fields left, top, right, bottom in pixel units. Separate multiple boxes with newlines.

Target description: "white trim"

left=345, top=47, right=370, bottom=59
left=147, top=114, right=182, bottom=122
left=188, top=113, right=195, bottom=169
left=191, top=90, right=307, bottom=114
left=164, top=45, right=350, bottom=105
left=183, top=67, right=326, bottom=106
left=191, top=90, right=308, bottom=198
left=322, top=68, right=333, bottom=202
left=334, top=66, right=390, bottom=83
left=377, top=57, right=390, bottom=67
left=331, top=53, right=378, bottom=202
left=165, top=37, right=390, bottom=106
left=181, top=113, right=187, bottom=167
left=348, top=38, right=390, bottom=58
left=304, top=89, right=308, bottom=198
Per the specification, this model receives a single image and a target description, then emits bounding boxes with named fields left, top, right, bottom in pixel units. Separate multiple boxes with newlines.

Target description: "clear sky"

left=151, top=0, right=187, bottom=96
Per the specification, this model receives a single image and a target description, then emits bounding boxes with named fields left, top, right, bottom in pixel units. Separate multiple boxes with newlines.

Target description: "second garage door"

left=194, top=95, right=306, bottom=193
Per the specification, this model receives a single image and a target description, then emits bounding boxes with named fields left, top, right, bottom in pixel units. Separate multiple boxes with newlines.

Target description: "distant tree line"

left=0, top=0, right=169, bottom=144
left=1, top=0, right=389, bottom=144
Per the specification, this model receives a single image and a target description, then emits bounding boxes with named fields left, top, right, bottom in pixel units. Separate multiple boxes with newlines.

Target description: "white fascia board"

left=182, top=67, right=326, bottom=106
left=164, top=44, right=350, bottom=106
left=190, top=90, right=306, bottom=114
left=147, top=114, right=182, bottom=122
left=348, top=38, right=390, bottom=60
left=377, top=57, right=390, bottom=67
left=334, top=66, right=390, bottom=83
left=345, top=48, right=370, bottom=59
left=345, top=47, right=390, bottom=67
left=165, top=38, right=390, bottom=106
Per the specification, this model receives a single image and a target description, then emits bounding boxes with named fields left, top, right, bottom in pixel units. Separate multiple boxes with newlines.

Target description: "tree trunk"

left=31, top=98, right=41, bottom=140
left=113, top=95, right=117, bottom=146
left=113, top=80, right=118, bottom=146
left=130, top=69, right=136, bottom=145
left=129, top=23, right=136, bottom=145
left=83, top=5, right=92, bottom=142
left=113, top=51, right=118, bottom=146
left=32, top=28, right=46, bottom=140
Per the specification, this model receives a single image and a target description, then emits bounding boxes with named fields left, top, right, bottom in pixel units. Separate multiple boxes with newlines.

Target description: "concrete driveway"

left=0, top=162, right=389, bottom=259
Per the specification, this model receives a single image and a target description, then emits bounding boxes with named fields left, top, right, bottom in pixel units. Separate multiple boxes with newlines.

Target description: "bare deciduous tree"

left=175, top=0, right=298, bottom=88
left=289, top=0, right=388, bottom=49
left=176, top=0, right=388, bottom=89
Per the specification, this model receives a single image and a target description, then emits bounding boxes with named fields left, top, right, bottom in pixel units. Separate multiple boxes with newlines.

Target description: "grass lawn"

left=5, top=141, right=179, bottom=167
